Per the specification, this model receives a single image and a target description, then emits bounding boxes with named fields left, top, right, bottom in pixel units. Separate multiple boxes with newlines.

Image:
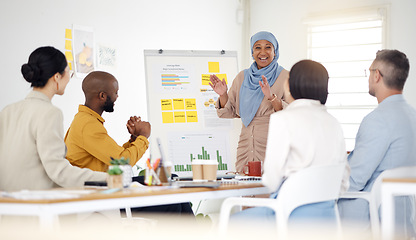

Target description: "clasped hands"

left=126, top=116, right=151, bottom=142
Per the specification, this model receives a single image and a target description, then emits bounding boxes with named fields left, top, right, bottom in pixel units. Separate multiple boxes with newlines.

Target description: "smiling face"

left=103, top=79, right=119, bottom=113
left=252, top=40, right=275, bottom=69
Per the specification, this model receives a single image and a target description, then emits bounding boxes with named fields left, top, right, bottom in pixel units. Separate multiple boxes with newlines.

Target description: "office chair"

left=339, top=165, right=416, bottom=240
left=218, top=163, right=346, bottom=238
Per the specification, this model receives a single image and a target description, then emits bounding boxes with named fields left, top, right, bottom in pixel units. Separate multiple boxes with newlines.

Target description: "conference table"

left=0, top=182, right=269, bottom=229
left=381, top=178, right=416, bottom=240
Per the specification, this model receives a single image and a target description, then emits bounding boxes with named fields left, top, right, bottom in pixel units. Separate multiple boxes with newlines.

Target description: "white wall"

left=1, top=0, right=415, bottom=147
left=0, top=0, right=245, bottom=147
left=249, top=0, right=416, bottom=108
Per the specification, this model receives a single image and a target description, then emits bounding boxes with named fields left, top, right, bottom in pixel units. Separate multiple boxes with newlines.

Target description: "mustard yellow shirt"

left=64, top=105, right=149, bottom=172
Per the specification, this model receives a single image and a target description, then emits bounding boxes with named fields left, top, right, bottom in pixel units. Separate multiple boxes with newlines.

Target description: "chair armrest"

left=222, top=197, right=277, bottom=209
left=218, top=197, right=278, bottom=233
left=339, top=191, right=372, bottom=202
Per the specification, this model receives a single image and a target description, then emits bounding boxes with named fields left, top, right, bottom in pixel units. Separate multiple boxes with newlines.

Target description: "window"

left=306, top=7, right=387, bottom=151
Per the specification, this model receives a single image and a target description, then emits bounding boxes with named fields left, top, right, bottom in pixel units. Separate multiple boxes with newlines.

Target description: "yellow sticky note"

left=65, top=29, right=72, bottom=39
left=208, top=62, right=220, bottom=73
left=202, top=74, right=227, bottom=86
left=201, top=74, right=210, bottom=86
left=216, top=74, right=228, bottom=84
left=185, top=99, right=196, bottom=110
left=65, top=51, right=74, bottom=61
left=65, top=40, right=72, bottom=50
left=68, top=62, right=73, bottom=70
left=161, top=99, right=173, bottom=111
left=186, top=111, right=198, bottom=123
left=174, top=112, right=186, bottom=123
left=173, top=98, right=184, bottom=110
left=162, top=112, right=174, bottom=124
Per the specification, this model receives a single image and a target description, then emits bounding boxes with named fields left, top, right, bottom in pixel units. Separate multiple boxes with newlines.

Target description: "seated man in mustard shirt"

left=65, top=71, right=150, bottom=171
left=65, top=71, right=193, bottom=216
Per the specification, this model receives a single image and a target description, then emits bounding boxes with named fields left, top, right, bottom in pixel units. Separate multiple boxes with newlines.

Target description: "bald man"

left=65, top=71, right=194, bottom=216
left=65, top=71, right=151, bottom=172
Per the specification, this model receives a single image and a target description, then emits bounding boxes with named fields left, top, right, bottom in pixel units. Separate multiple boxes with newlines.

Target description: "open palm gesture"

left=209, top=74, right=227, bottom=96
left=259, top=75, right=272, bottom=99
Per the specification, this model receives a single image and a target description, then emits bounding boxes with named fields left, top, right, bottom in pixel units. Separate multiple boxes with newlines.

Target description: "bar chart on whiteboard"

left=167, top=131, right=232, bottom=177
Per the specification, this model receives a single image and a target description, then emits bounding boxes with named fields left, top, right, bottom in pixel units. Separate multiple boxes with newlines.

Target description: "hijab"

left=239, top=31, right=284, bottom=127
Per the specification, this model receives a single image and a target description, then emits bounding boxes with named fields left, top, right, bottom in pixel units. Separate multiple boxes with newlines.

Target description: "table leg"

left=39, top=213, right=59, bottom=231
left=381, top=184, right=395, bottom=240
left=125, top=207, right=132, bottom=219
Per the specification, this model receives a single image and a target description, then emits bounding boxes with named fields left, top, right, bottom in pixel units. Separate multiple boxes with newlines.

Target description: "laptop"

left=172, top=181, right=221, bottom=188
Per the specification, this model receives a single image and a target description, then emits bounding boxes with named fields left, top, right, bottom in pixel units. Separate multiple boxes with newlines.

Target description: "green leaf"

left=107, top=166, right=123, bottom=175
left=109, top=157, right=130, bottom=165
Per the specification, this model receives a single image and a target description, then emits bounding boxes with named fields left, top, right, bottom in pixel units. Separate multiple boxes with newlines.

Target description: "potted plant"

left=109, top=157, right=132, bottom=187
left=107, top=165, right=123, bottom=189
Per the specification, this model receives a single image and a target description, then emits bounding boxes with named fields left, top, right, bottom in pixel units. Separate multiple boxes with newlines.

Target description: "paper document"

left=0, top=189, right=95, bottom=200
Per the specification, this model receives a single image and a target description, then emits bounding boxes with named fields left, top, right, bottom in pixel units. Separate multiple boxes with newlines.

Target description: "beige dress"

left=216, top=69, right=289, bottom=172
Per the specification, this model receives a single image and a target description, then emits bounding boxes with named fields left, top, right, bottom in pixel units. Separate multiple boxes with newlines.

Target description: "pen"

left=146, top=158, right=152, bottom=186
left=146, top=158, right=151, bottom=168
left=153, top=158, right=160, bottom=170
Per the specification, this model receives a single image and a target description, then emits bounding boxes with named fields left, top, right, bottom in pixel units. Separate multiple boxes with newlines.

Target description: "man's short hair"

left=289, top=60, right=329, bottom=104
left=375, top=49, right=409, bottom=90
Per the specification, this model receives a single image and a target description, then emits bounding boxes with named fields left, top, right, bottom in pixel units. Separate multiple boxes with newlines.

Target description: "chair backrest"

left=275, top=163, right=346, bottom=221
left=371, top=165, right=416, bottom=209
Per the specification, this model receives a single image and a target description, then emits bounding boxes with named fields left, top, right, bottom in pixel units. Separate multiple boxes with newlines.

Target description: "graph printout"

left=167, top=131, right=232, bottom=177
left=154, top=64, right=194, bottom=93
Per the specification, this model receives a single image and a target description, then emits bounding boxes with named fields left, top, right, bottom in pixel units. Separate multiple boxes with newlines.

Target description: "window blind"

left=307, top=14, right=385, bottom=150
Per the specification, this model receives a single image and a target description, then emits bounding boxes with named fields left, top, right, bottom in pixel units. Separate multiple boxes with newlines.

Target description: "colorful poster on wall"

left=73, top=25, right=95, bottom=78
left=97, top=44, right=117, bottom=70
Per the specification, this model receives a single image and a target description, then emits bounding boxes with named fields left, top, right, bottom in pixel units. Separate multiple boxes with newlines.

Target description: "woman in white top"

left=233, top=59, right=349, bottom=223
left=0, top=46, right=107, bottom=191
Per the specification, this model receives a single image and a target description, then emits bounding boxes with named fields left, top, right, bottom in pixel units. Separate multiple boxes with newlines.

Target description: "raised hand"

left=209, top=74, right=228, bottom=96
left=259, top=75, right=272, bottom=99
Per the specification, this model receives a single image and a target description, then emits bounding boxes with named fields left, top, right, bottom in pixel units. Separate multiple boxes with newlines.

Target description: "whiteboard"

left=144, top=49, right=240, bottom=178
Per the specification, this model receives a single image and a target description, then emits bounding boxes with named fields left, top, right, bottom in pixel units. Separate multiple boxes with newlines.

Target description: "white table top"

left=0, top=182, right=269, bottom=216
